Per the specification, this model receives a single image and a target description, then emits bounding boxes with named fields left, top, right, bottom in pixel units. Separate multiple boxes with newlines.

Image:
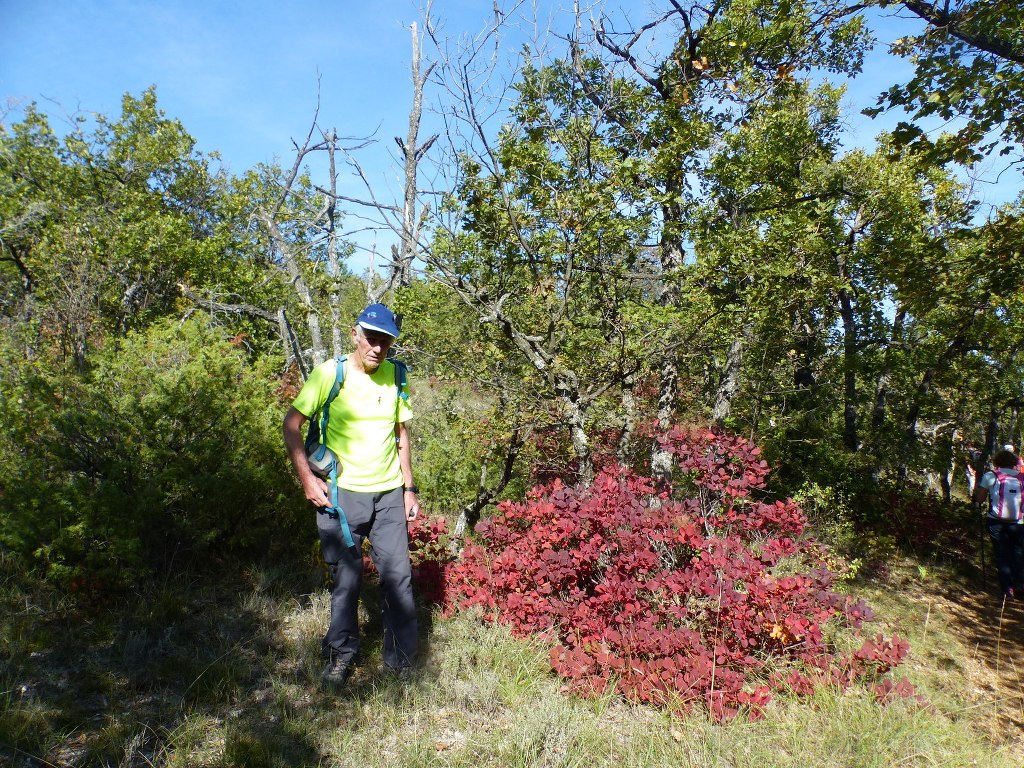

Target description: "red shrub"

left=362, top=514, right=455, bottom=607
left=442, top=426, right=911, bottom=720
left=407, top=514, right=454, bottom=606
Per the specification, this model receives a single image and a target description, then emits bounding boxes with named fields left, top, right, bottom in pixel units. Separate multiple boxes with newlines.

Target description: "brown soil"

left=907, top=566, right=1024, bottom=755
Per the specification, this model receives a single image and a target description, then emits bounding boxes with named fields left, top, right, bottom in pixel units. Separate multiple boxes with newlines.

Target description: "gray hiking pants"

left=317, top=486, right=418, bottom=670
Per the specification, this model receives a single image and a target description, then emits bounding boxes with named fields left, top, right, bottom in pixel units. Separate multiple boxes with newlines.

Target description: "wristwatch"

left=404, top=485, right=419, bottom=493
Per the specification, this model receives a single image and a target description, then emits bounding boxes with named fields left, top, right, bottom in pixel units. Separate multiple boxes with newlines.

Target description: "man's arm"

left=283, top=406, right=330, bottom=508
left=396, top=420, right=419, bottom=521
left=973, top=485, right=988, bottom=505
left=973, top=474, right=990, bottom=506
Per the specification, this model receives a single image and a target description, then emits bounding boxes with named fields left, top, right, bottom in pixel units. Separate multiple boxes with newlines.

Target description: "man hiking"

left=283, top=303, right=420, bottom=683
left=973, top=447, right=1024, bottom=600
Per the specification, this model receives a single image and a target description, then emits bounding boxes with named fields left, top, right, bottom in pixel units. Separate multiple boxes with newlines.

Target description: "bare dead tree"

left=253, top=93, right=363, bottom=373
left=257, top=107, right=331, bottom=368
left=395, top=22, right=438, bottom=288
left=329, top=22, right=439, bottom=304
left=323, top=129, right=345, bottom=357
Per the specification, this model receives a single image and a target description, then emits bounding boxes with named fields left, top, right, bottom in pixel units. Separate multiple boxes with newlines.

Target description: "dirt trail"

left=921, top=571, right=1024, bottom=748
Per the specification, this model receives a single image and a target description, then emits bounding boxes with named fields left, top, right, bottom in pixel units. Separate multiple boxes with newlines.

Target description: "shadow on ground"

left=929, top=566, right=1024, bottom=733
left=0, top=563, right=427, bottom=767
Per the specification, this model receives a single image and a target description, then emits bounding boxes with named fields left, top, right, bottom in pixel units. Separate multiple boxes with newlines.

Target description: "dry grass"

left=1, top=552, right=1020, bottom=767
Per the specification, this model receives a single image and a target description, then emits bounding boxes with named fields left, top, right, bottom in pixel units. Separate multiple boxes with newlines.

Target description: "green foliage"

left=0, top=316, right=302, bottom=586
left=413, top=0, right=1023, bottom=500
left=408, top=381, right=525, bottom=513
left=791, top=482, right=862, bottom=572
left=229, top=163, right=360, bottom=317
left=0, top=88, right=298, bottom=366
left=869, top=0, right=1024, bottom=162
left=395, top=274, right=564, bottom=502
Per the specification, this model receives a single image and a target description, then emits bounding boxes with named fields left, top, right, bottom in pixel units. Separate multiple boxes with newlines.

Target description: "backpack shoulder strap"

left=318, top=355, right=348, bottom=436
left=392, top=358, right=409, bottom=401
left=328, top=355, right=347, bottom=401
left=321, top=355, right=357, bottom=555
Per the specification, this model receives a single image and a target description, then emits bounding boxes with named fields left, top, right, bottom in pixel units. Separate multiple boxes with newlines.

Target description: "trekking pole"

left=978, top=501, right=988, bottom=589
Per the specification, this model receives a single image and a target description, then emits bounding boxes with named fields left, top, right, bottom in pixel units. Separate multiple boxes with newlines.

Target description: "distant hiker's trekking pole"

left=978, top=500, right=989, bottom=589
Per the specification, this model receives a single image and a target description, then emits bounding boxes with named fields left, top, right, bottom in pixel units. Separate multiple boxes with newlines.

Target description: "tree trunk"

left=548, top=367, right=594, bottom=485
left=836, top=229, right=861, bottom=452
left=839, top=282, right=859, bottom=452
left=899, top=367, right=933, bottom=481
left=1006, top=403, right=1021, bottom=451
left=451, top=423, right=523, bottom=553
left=395, top=22, right=437, bottom=290
left=792, top=310, right=817, bottom=394
left=712, top=333, right=745, bottom=427
left=260, top=212, right=326, bottom=365
left=278, top=309, right=308, bottom=379
left=651, top=202, right=685, bottom=483
left=567, top=398, right=593, bottom=486
left=617, top=370, right=637, bottom=463
left=324, top=131, right=345, bottom=357
left=901, top=319, right=980, bottom=479
left=871, top=305, right=907, bottom=431
left=982, top=400, right=1000, bottom=468
left=938, top=424, right=954, bottom=504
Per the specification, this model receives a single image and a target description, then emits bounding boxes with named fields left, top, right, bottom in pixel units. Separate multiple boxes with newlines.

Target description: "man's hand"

left=283, top=406, right=332, bottom=509
left=405, top=491, right=420, bottom=522
left=303, top=474, right=331, bottom=509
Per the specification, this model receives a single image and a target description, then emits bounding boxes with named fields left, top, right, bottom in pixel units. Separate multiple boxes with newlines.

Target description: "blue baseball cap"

left=356, top=303, right=401, bottom=338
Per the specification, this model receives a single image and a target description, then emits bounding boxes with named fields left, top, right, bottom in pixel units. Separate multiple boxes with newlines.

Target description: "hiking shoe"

left=321, top=655, right=352, bottom=686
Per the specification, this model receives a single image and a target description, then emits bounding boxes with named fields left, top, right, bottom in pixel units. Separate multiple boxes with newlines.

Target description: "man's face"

left=352, top=326, right=394, bottom=371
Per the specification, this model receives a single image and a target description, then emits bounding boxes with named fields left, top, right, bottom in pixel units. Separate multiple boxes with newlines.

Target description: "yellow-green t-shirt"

left=292, top=357, right=413, bottom=493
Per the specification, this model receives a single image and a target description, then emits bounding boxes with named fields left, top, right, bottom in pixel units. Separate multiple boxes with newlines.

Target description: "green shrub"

left=0, top=316, right=302, bottom=586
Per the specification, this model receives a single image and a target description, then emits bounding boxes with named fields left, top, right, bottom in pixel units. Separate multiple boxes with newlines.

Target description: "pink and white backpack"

left=989, top=469, right=1024, bottom=522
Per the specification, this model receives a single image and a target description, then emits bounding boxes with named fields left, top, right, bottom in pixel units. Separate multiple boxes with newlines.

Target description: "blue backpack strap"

left=319, top=355, right=347, bottom=445
left=322, top=356, right=357, bottom=556
left=391, top=360, right=409, bottom=454
left=329, top=462, right=357, bottom=555
left=392, top=359, right=409, bottom=402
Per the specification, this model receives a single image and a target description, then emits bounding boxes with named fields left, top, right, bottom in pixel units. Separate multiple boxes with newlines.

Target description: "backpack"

left=303, top=355, right=410, bottom=555
left=988, top=468, right=1024, bottom=522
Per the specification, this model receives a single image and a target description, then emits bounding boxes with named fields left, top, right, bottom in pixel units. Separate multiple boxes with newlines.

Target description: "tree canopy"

left=1, top=0, right=1023, bottom=584
left=868, top=0, right=1024, bottom=163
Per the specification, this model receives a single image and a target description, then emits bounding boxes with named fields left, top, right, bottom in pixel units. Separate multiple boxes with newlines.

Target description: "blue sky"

left=2, top=0, right=453, bottom=172
left=2, top=0, right=1020, bottom=265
